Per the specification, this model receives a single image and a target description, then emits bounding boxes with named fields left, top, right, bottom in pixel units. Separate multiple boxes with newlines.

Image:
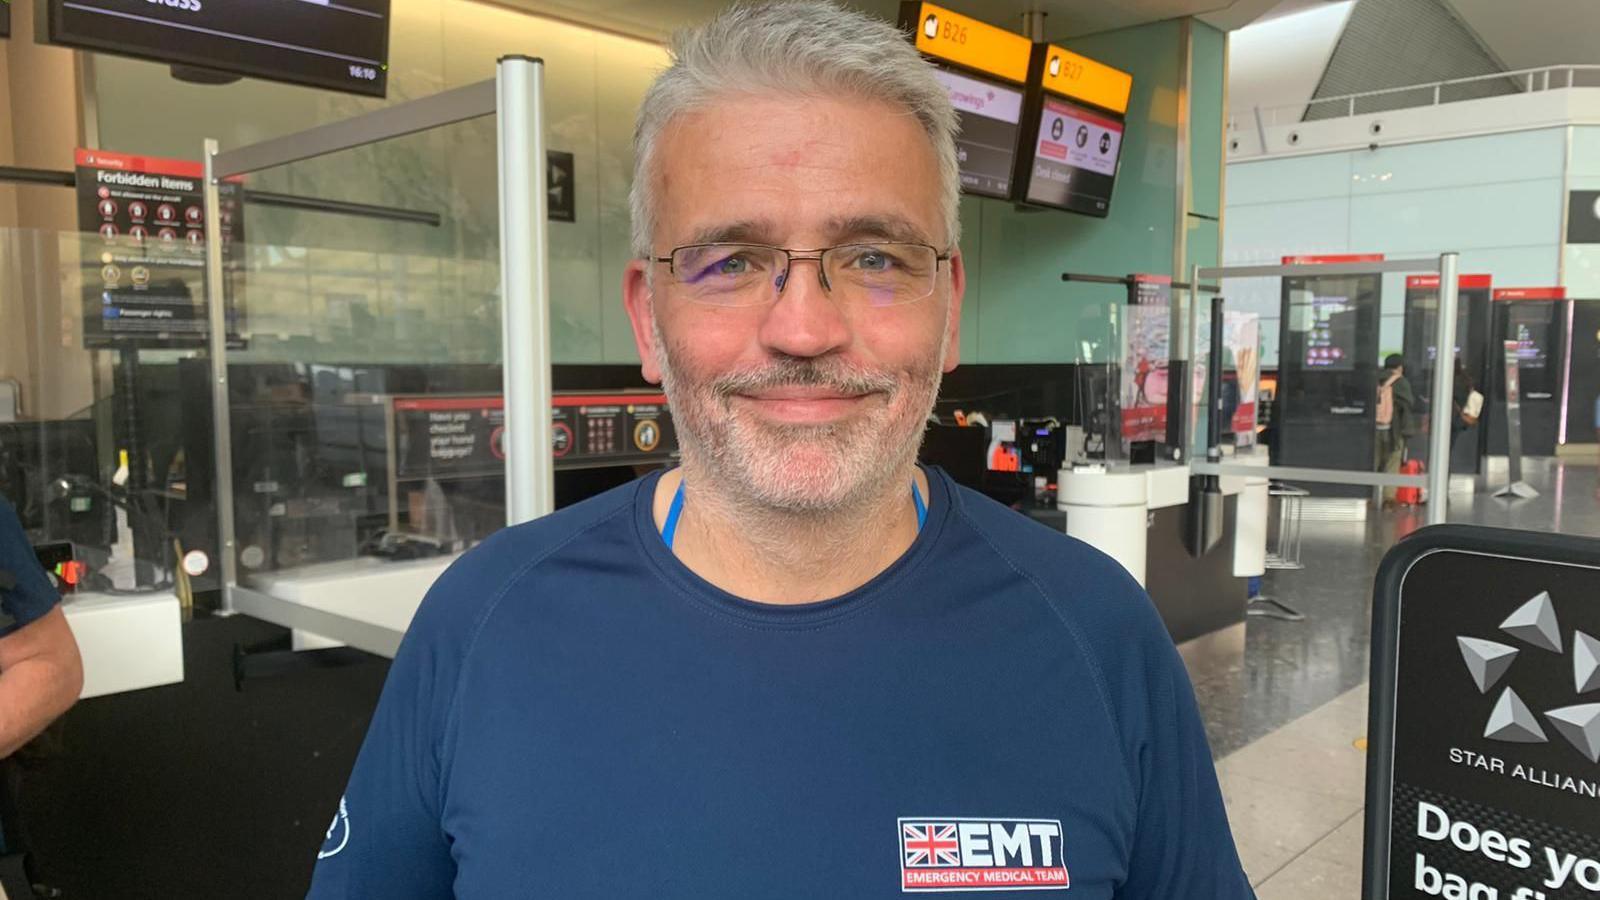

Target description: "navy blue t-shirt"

left=0, top=497, right=59, bottom=637
left=308, top=468, right=1252, bottom=898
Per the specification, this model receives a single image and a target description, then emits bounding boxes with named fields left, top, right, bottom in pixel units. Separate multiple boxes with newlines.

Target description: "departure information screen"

left=48, top=0, right=391, bottom=97
left=1022, top=95, right=1124, bottom=217
left=932, top=66, right=1023, bottom=200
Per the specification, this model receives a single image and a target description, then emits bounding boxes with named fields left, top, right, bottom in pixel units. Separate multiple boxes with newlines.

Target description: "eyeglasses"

left=648, top=242, right=949, bottom=308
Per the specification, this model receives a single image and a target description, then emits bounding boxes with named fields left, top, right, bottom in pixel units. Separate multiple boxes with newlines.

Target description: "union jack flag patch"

left=898, top=817, right=1069, bottom=892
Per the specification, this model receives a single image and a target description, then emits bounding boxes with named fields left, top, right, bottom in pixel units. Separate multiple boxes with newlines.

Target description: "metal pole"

left=496, top=56, right=554, bottom=525
left=1425, top=252, right=1460, bottom=525
left=1186, top=264, right=1203, bottom=461
left=202, top=139, right=239, bottom=611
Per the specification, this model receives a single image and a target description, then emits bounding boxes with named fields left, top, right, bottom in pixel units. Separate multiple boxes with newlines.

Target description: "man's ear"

left=942, top=248, right=966, bottom=373
left=623, top=259, right=663, bottom=384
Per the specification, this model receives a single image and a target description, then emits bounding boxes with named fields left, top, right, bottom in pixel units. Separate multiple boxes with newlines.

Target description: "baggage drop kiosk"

left=1488, top=288, right=1567, bottom=458
left=1273, top=255, right=1383, bottom=497
left=1562, top=297, right=1600, bottom=446
left=1403, top=274, right=1492, bottom=476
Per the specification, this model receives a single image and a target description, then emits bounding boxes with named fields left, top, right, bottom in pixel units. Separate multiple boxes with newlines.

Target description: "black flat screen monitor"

left=1019, top=95, right=1124, bottom=217
left=930, top=65, right=1024, bottom=200
left=47, top=0, right=391, bottom=97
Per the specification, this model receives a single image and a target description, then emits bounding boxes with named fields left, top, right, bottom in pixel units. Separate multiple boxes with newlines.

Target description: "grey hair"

left=629, top=0, right=962, bottom=258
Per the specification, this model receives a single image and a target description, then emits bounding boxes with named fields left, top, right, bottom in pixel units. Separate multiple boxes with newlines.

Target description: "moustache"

left=710, top=358, right=900, bottom=399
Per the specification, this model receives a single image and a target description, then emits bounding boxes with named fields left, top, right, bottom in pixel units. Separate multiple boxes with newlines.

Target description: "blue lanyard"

left=661, top=478, right=927, bottom=551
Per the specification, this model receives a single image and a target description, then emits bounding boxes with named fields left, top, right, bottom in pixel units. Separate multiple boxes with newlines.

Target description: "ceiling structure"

left=484, top=0, right=1264, bottom=44
left=1442, top=0, right=1600, bottom=71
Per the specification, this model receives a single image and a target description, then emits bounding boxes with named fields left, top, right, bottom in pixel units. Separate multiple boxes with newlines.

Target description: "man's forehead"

left=679, top=214, right=937, bottom=247
left=651, top=97, right=944, bottom=248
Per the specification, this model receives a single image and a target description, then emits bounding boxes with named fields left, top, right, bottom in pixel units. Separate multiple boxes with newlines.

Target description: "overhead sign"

left=1494, top=287, right=1567, bottom=302
left=1039, top=45, right=1131, bottom=115
left=900, top=2, right=1030, bottom=202
left=1407, top=274, right=1494, bottom=290
left=74, top=148, right=245, bottom=350
left=1366, top=525, right=1600, bottom=900
left=904, top=2, right=1030, bottom=84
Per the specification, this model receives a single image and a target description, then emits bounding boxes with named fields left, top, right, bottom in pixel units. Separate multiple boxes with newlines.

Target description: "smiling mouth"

left=733, top=389, right=879, bottom=424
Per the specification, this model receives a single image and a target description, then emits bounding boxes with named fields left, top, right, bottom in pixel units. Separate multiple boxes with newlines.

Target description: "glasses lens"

left=826, top=243, right=938, bottom=307
left=671, top=244, right=783, bottom=306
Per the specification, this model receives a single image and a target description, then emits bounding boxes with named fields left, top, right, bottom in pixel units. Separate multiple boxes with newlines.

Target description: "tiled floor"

left=1196, top=457, right=1600, bottom=895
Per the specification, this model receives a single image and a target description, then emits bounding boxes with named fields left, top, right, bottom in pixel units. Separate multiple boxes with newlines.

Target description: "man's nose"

left=757, top=257, right=851, bottom=359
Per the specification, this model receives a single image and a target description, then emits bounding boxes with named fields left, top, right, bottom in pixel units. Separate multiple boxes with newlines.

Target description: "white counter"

left=62, top=590, right=184, bottom=699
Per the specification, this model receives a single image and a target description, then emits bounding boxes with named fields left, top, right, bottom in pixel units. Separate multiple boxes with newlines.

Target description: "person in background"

left=1450, top=359, right=1477, bottom=449
left=1375, top=354, right=1416, bottom=508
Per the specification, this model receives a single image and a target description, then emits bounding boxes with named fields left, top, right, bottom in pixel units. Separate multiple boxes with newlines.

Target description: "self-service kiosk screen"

left=1021, top=95, right=1124, bottom=217
left=1507, top=304, right=1553, bottom=369
left=931, top=67, right=1023, bottom=200
left=1303, top=295, right=1356, bottom=370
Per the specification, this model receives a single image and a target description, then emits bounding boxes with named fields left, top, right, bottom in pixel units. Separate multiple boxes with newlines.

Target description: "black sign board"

left=1569, top=191, right=1600, bottom=245
left=547, top=150, right=575, bottom=223
left=394, top=397, right=506, bottom=482
left=1, top=1, right=10, bottom=39
left=47, top=0, right=390, bottom=97
left=393, top=394, right=678, bottom=482
left=74, top=148, right=245, bottom=350
left=1366, top=525, right=1600, bottom=899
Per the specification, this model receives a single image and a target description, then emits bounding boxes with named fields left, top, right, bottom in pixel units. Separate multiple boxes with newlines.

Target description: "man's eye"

left=716, top=256, right=750, bottom=275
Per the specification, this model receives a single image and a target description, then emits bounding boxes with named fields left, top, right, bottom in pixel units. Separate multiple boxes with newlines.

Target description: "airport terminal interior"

left=1, top=0, right=1599, bottom=896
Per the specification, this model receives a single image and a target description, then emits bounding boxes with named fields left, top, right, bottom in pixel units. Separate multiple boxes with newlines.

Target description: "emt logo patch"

left=897, top=817, right=1069, bottom=892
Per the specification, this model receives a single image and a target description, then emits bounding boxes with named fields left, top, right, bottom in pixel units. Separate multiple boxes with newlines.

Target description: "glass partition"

left=220, top=116, right=505, bottom=594
left=0, top=226, right=198, bottom=601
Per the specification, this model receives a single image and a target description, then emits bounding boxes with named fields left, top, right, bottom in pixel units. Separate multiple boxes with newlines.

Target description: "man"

left=1376, top=353, right=1416, bottom=506
left=308, top=3, right=1253, bottom=896
left=0, top=495, right=82, bottom=759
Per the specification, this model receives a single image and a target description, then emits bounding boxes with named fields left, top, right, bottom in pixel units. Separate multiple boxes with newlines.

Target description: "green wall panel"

left=971, top=18, right=1182, bottom=363
left=1189, top=23, right=1227, bottom=220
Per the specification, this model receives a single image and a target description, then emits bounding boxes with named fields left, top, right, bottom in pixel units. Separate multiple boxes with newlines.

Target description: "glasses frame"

left=648, top=241, right=951, bottom=306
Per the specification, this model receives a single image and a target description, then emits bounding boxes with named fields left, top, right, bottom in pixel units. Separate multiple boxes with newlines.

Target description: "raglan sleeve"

left=1112, top=590, right=1256, bottom=899
left=305, top=557, right=485, bottom=898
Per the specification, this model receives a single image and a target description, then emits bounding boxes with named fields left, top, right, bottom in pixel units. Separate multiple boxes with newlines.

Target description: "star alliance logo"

left=1457, top=591, right=1600, bottom=763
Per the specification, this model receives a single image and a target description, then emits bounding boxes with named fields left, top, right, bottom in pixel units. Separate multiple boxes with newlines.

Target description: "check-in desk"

left=1057, top=451, right=1269, bottom=645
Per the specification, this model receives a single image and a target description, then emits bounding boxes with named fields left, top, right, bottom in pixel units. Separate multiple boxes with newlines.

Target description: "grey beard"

left=650, top=312, right=946, bottom=519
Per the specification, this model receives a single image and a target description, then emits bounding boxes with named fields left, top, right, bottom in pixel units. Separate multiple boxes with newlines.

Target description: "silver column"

left=202, top=139, right=239, bottom=610
left=1425, top=252, right=1460, bottom=526
left=496, top=55, right=554, bottom=525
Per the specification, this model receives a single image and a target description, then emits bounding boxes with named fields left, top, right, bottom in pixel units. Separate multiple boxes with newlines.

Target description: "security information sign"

left=1021, top=95, right=1124, bottom=216
left=74, top=148, right=244, bottom=349
left=1367, top=526, right=1600, bottom=899
left=394, top=394, right=678, bottom=480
